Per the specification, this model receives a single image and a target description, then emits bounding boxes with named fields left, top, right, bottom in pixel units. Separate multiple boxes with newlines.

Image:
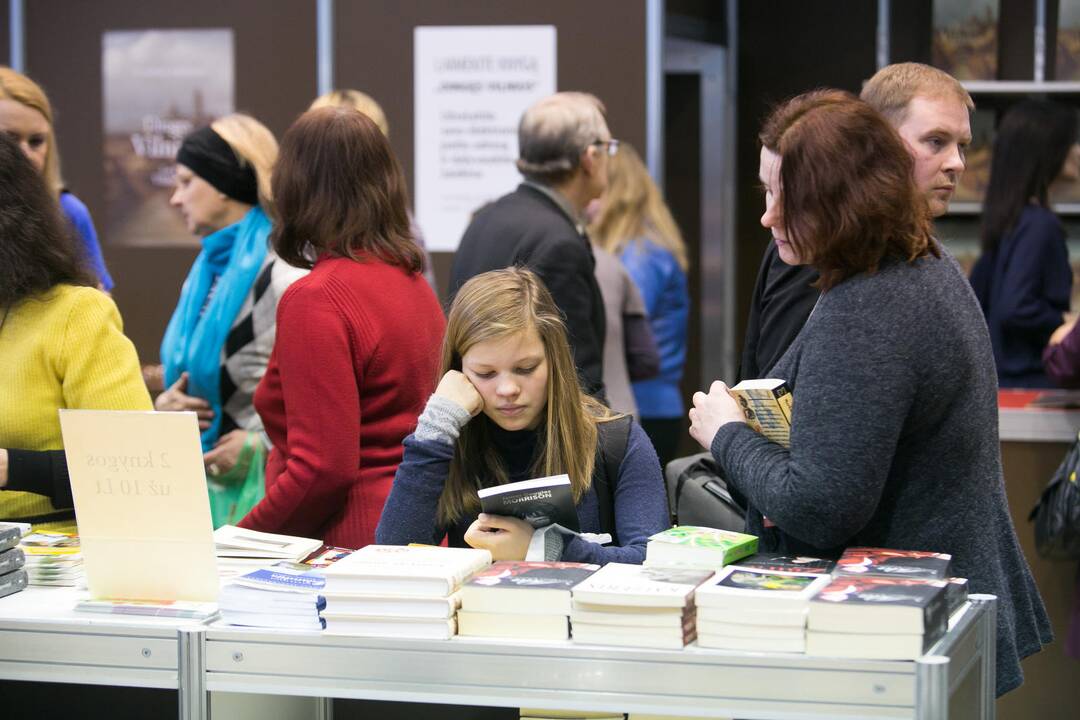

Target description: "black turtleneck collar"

left=486, top=417, right=541, bottom=483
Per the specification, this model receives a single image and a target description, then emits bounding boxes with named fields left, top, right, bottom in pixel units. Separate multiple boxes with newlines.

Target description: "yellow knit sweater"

left=1, top=285, right=152, bottom=530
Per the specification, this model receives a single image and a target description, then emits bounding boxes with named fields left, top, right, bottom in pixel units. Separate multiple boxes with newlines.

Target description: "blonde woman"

left=156, top=114, right=305, bottom=512
left=0, top=66, right=112, bottom=290
left=309, top=89, right=437, bottom=291
left=589, top=143, right=689, bottom=466
left=377, top=268, right=669, bottom=564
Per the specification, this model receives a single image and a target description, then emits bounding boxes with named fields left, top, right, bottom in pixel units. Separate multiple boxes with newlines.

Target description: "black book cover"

left=835, top=547, right=953, bottom=580
left=815, top=575, right=949, bottom=641
left=478, top=474, right=579, bottom=532
left=737, top=552, right=836, bottom=574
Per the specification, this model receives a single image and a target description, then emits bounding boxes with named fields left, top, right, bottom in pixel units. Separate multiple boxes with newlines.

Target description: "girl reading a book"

left=686, top=89, right=1051, bottom=697
left=377, top=268, right=669, bottom=564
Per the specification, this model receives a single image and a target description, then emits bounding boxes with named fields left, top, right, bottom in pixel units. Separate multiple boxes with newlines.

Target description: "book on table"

left=644, top=526, right=758, bottom=570
left=805, top=628, right=941, bottom=660
left=213, top=525, right=324, bottom=562
left=808, top=575, right=949, bottom=634
left=321, top=613, right=456, bottom=639
left=572, top=619, right=696, bottom=650
left=697, top=631, right=807, bottom=653
left=834, top=546, right=953, bottom=580
left=571, top=563, right=714, bottom=607
left=319, top=544, right=491, bottom=596
left=0, top=568, right=28, bottom=600
left=0, top=521, right=25, bottom=552
left=321, top=592, right=461, bottom=619
left=219, top=561, right=326, bottom=629
left=695, top=565, right=831, bottom=613
left=571, top=604, right=692, bottom=628
left=728, top=378, right=793, bottom=447
left=459, top=560, right=600, bottom=615
left=0, top=546, right=26, bottom=576
left=456, top=610, right=570, bottom=640
left=478, top=474, right=579, bottom=532
left=736, top=552, right=836, bottom=574
left=19, top=531, right=84, bottom=587
left=74, top=597, right=219, bottom=620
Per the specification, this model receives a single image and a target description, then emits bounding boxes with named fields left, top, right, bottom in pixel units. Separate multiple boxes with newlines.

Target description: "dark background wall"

left=334, top=0, right=648, bottom=299
left=22, top=0, right=318, bottom=365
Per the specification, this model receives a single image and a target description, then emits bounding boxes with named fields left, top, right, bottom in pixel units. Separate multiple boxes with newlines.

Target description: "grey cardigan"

left=711, top=248, right=1052, bottom=696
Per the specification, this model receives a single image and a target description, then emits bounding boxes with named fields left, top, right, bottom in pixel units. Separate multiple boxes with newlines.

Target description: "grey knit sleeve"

left=414, top=394, right=474, bottom=444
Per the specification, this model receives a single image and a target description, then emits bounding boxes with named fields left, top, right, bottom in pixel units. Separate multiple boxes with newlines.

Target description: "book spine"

left=0, top=524, right=21, bottom=552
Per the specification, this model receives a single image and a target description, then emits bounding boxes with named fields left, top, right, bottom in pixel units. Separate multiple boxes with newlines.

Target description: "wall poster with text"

left=931, top=0, right=999, bottom=81
left=414, top=25, right=557, bottom=252
left=103, top=29, right=234, bottom=247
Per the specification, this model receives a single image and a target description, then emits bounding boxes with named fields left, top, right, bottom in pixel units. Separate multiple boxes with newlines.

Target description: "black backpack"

left=664, top=452, right=746, bottom=532
left=591, top=415, right=636, bottom=545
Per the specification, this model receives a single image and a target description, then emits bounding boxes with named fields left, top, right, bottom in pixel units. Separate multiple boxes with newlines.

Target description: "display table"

left=0, top=585, right=998, bottom=720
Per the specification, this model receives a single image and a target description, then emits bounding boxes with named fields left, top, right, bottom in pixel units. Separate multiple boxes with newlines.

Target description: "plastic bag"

left=1029, top=432, right=1080, bottom=560
left=207, top=433, right=267, bottom=529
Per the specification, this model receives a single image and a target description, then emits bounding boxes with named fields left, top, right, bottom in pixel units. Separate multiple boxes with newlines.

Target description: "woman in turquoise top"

left=590, top=142, right=690, bottom=466
left=156, top=114, right=306, bottom=509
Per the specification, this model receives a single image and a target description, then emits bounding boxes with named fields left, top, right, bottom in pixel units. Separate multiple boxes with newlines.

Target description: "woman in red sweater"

left=238, top=107, right=445, bottom=549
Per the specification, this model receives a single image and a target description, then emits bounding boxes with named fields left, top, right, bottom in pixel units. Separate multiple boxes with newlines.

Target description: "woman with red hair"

left=689, top=90, right=1050, bottom=697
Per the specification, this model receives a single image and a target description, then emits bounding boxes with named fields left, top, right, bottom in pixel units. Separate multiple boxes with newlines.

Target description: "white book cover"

left=572, top=621, right=692, bottom=650
left=457, top=610, right=569, bottom=640
left=570, top=605, right=688, bottom=628
left=805, top=629, right=931, bottom=660
left=571, top=563, right=713, bottom=608
left=322, top=591, right=461, bottom=619
left=213, top=525, right=323, bottom=561
left=695, top=618, right=805, bottom=641
left=321, top=545, right=491, bottom=597
left=696, top=604, right=807, bottom=628
left=321, top=613, right=456, bottom=639
left=695, top=566, right=831, bottom=611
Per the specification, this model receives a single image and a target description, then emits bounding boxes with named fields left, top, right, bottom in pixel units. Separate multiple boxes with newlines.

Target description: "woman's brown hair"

left=271, top=106, right=422, bottom=272
left=436, top=268, right=618, bottom=527
left=758, top=89, right=937, bottom=290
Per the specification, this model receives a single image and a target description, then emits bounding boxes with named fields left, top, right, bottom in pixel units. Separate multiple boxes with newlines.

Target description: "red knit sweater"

left=240, top=255, right=445, bottom=549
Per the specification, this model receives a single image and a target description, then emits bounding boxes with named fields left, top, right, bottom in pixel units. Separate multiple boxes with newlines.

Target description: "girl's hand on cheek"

left=434, top=370, right=484, bottom=417
left=464, top=513, right=533, bottom=561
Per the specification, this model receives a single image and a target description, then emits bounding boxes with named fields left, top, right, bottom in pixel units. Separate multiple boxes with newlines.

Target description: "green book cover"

left=646, top=526, right=759, bottom=566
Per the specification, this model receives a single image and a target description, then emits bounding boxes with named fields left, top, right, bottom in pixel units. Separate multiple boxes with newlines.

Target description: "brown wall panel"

left=24, top=0, right=317, bottom=364
left=334, top=0, right=649, bottom=300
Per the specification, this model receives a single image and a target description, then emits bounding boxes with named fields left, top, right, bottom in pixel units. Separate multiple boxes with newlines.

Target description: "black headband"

left=176, top=126, right=259, bottom=206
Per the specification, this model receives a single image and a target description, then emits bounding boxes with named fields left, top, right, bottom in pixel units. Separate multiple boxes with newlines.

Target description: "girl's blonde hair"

left=588, top=142, right=688, bottom=271
left=0, top=66, right=63, bottom=195
left=210, top=113, right=278, bottom=211
left=437, top=267, right=617, bottom=526
left=309, top=89, right=390, bottom=137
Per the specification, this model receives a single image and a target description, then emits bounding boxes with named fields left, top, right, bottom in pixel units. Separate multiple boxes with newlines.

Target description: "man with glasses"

left=452, top=91, right=616, bottom=399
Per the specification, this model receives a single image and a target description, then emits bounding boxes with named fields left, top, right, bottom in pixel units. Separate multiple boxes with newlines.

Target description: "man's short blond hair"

left=310, top=89, right=390, bottom=137
left=860, top=62, right=974, bottom=126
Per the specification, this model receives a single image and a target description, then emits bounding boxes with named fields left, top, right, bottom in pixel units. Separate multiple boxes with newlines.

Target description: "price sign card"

left=59, top=410, right=218, bottom=601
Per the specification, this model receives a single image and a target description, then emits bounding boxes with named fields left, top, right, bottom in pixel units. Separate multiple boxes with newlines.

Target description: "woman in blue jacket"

left=970, top=99, right=1080, bottom=387
left=589, top=143, right=689, bottom=466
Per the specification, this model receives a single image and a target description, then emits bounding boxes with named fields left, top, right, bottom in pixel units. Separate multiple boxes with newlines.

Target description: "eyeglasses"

left=590, top=138, right=620, bottom=157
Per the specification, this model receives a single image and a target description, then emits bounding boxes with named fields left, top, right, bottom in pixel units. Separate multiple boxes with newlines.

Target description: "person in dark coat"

left=451, top=92, right=616, bottom=399
left=740, top=63, right=973, bottom=380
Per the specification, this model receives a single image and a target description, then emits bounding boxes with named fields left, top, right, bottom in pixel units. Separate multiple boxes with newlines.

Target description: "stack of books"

left=806, top=575, right=949, bottom=659
left=695, top=564, right=831, bottom=652
left=806, top=547, right=955, bottom=660
left=19, top=531, right=83, bottom=587
left=644, top=526, right=758, bottom=570
left=457, top=561, right=599, bottom=641
left=0, top=523, right=28, bottom=600
left=74, top=597, right=219, bottom=619
left=570, top=563, right=714, bottom=649
left=319, top=545, right=491, bottom=639
left=219, top=562, right=327, bottom=631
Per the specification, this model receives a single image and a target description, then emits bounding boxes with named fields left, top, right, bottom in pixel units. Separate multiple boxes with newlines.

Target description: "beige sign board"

left=59, top=410, right=218, bottom=601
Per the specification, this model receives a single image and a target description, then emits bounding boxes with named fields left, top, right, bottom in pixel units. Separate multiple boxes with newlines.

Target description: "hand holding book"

left=464, top=513, right=534, bottom=561
left=689, top=380, right=748, bottom=450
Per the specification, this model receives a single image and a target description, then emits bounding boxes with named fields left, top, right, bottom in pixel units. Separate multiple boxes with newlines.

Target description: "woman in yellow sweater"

left=0, top=133, right=151, bottom=531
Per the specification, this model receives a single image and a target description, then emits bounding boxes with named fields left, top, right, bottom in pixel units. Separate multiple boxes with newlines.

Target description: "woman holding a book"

left=377, top=268, right=669, bottom=564
left=687, top=90, right=1050, bottom=697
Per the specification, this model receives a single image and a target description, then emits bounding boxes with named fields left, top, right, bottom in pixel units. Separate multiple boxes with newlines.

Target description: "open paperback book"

left=213, top=525, right=324, bottom=562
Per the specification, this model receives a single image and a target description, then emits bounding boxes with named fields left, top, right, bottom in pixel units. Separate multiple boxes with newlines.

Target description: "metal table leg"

left=916, top=655, right=950, bottom=720
left=178, top=628, right=208, bottom=720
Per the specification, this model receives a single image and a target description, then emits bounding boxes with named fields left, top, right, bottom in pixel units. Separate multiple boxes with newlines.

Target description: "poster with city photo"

left=102, top=29, right=234, bottom=247
left=931, top=0, right=998, bottom=81
left=1057, top=0, right=1080, bottom=80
